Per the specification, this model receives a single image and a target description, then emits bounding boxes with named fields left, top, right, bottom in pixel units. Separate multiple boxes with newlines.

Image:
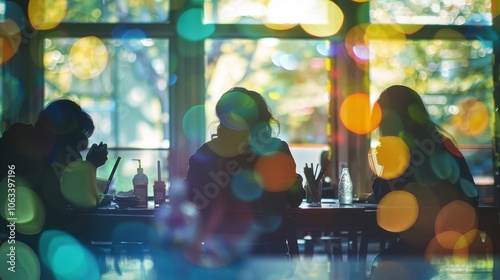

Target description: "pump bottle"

left=132, top=159, right=148, bottom=208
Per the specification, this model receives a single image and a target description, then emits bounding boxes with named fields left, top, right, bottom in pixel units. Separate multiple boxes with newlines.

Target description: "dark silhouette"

left=370, top=85, right=478, bottom=279
left=185, top=87, right=305, bottom=274
left=0, top=99, right=108, bottom=278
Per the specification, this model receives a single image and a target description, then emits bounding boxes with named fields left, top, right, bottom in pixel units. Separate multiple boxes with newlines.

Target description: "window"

left=44, top=36, right=169, bottom=194
left=205, top=38, right=330, bottom=176
left=370, top=39, right=494, bottom=185
left=370, top=0, right=492, bottom=25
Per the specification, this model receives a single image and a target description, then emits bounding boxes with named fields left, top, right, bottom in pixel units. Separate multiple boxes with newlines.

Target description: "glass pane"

left=204, top=0, right=328, bottom=24
left=205, top=38, right=329, bottom=175
left=62, top=0, right=169, bottom=23
left=369, top=39, right=494, bottom=185
left=370, top=0, right=492, bottom=25
left=44, top=37, right=169, bottom=185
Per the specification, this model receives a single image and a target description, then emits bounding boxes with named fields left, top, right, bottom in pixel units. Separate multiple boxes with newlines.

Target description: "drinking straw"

left=157, top=160, right=161, bottom=181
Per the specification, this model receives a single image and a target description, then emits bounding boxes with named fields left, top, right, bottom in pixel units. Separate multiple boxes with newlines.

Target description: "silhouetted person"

left=185, top=87, right=305, bottom=276
left=0, top=99, right=108, bottom=279
left=370, top=85, right=478, bottom=279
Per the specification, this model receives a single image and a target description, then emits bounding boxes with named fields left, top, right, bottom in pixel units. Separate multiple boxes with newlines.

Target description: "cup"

left=305, top=180, right=322, bottom=206
left=154, top=180, right=166, bottom=207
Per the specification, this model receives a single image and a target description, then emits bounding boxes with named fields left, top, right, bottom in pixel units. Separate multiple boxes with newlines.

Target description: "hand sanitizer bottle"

left=338, top=168, right=353, bottom=205
left=132, top=159, right=148, bottom=208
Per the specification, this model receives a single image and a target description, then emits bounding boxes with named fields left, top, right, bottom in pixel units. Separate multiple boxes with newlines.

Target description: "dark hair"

left=215, top=87, right=279, bottom=141
left=377, top=85, right=448, bottom=149
left=36, top=99, right=95, bottom=139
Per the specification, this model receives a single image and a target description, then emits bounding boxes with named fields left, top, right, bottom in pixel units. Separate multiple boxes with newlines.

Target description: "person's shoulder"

left=272, top=137, right=291, bottom=151
left=2, top=123, right=35, bottom=137
left=189, top=142, right=215, bottom=164
left=266, top=137, right=287, bottom=146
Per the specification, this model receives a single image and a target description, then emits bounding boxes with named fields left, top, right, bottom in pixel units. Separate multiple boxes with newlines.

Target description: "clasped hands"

left=86, top=141, right=108, bottom=168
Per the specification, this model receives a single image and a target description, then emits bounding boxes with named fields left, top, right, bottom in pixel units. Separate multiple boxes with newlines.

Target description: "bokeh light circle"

left=345, top=24, right=370, bottom=65
left=425, top=234, right=469, bottom=270
left=340, top=93, right=381, bottom=134
left=0, top=241, right=40, bottom=280
left=435, top=200, right=478, bottom=248
left=373, top=136, right=410, bottom=179
left=0, top=177, right=46, bottom=235
left=216, top=90, right=259, bottom=131
left=254, top=151, right=297, bottom=192
left=301, top=1, right=344, bottom=37
left=365, top=24, right=407, bottom=59
left=28, top=0, right=67, bottom=30
left=0, top=19, right=21, bottom=64
left=39, top=230, right=100, bottom=280
left=69, top=36, right=108, bottom=80
left=231, top=169, right=263, bottom=202
left=451, top=97, right=489, bottom=137
left=377, top=190, right=418, bottom=232
left=60, top=160, right=103, bottom=208
left=264, top=0, right=298, bottom=30
left=121, top=28, right=147, bottom=51
left=183, top=105, right=206, bottom=142
left=177, top=8, right=215, bottom=41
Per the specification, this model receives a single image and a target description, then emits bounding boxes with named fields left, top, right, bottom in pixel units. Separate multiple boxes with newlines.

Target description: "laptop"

left=99, top=156, right=121, bottom=206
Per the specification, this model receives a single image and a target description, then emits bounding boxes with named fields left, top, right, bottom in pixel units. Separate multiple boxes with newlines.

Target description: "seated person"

left=0, top=99, right=108, bottom=235
left=370, top=85, right=478, bottom=279
left=185, top=87, right=305, bottom=269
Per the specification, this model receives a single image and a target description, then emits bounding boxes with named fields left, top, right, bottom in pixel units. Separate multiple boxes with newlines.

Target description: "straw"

left=157, top=160, right=161, bottom=181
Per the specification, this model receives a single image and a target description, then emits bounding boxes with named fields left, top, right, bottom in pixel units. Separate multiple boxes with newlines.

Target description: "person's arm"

left=287, top=174, right=305, bottom=207
left=371, top=177, right=393, bottom=203
left=276, top=140, right=306, bottom=207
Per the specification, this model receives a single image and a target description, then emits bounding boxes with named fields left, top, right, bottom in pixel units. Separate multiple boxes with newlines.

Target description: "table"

left=71, top=199, right=500, bottom=279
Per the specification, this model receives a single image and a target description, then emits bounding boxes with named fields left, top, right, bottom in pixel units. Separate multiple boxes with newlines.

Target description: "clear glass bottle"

left=338, top=168, right=353, bottom=204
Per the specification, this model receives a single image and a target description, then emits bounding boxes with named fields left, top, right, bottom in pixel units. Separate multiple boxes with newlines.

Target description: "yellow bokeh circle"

left=301, top=1, right=344, bottom=37
left=373, top=136, right=410, bottom=179
left=28, top=0, right=67, bottom=30
left=340, top=93, right=382, bottom=135
left=377, top=190, right=419, bottom=232
left=69, top=36, right=109, bottom=80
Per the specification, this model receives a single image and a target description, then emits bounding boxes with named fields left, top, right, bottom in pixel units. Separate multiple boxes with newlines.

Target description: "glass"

left=370, top=0, right=492, bottom=25
left=62, top=0, right=170, bottom=23
left=44, top=37, right=170, bottom=192
left=369, top=39, right=494, bottom=184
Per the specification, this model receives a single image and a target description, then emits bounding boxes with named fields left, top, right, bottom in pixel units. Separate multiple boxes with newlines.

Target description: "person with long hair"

left=184, top=87, right=304, bottom=275
left=370, top=85, right=478, bottom=279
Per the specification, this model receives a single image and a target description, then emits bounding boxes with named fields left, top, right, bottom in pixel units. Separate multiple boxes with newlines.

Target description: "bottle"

left=132, top=159, right=148, bottom=208
left=338, top=168, right=353, bottom=205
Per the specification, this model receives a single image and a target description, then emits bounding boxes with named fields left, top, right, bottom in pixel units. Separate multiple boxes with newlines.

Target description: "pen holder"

left=305, top=180, right=322, bottom=206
